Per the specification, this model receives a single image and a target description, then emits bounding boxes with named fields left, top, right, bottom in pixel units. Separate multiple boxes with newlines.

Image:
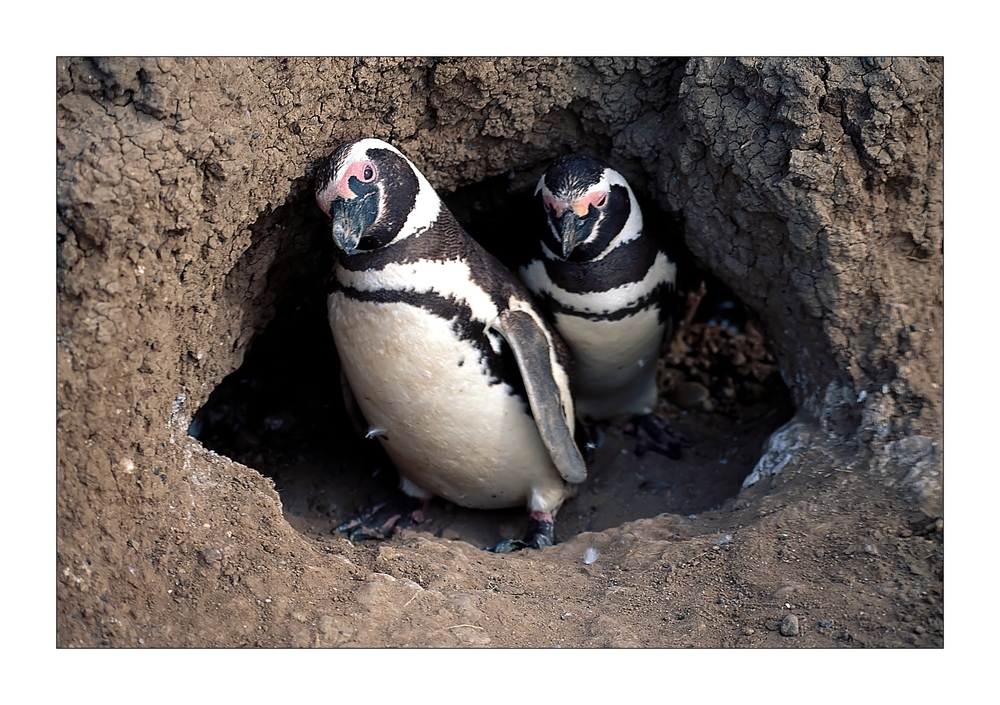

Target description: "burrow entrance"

left=191, top=168, right=794, bottom=550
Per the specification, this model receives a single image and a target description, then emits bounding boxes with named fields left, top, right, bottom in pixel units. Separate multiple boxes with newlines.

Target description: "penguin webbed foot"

left=493, top=512, right=555, bottom=553
left=335, top=494, right=428, bottom=542
left=625, top=413, right=686, bottom=460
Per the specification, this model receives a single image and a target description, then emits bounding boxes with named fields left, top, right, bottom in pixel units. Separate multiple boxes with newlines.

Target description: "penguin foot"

left=335, top=495, right=428, bottom=542
left=626, top=414, right=685, bottom=460
left=493, top=512, right=555, bottom=553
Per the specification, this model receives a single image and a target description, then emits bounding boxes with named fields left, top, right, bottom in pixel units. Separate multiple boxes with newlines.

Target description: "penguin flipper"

left=496, top=308, right=587, bottom=484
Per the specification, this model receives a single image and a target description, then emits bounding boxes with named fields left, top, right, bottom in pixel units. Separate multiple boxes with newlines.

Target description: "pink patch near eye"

left=570, top=190, right=607, bottom=217
left=334, top=160, right=378, bottom=199
left=346, top=160, right=376, bottom=183
left=587, top=191, right=608, bottom=209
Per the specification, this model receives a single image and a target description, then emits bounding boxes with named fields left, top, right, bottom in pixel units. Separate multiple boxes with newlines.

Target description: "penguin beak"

left=329, top=194, right=377, bottom=254
left=558, top=211, right=594, bottom=259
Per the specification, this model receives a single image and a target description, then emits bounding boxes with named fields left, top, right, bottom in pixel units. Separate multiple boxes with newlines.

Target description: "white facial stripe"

left=540, top=242, right=559, bottom=260
left=521, top=252, right=676, bottom=316
left=336, top=258, right=500, bottom=325
left=345, top=137, right=401, bottom=165
left=604, top=167, right=629, bottom=190
left=589, top=168, right=643, bottom=260
left=360, top=139, right=441, bottom=243
left=390, top=155, right=441, bottom=244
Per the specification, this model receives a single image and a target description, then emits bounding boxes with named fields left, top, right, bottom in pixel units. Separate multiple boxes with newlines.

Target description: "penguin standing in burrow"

left=520, top=154, right=682, bottom=458
left=315, top=138, right=587, bottom=552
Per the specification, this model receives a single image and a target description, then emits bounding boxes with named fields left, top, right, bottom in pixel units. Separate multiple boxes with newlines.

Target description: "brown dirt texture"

left=57, top=57, right=943, bottom=648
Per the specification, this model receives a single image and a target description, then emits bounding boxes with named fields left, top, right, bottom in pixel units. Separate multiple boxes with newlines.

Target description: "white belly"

left=555, top=307, right=664, bottom=419
left=329, top=291, right=568, bottom=512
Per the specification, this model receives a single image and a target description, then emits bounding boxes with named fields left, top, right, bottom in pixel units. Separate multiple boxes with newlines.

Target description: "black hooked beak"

left=329, top=192, right=378, bottom=254
left=557, top=210, right=596, bottom=259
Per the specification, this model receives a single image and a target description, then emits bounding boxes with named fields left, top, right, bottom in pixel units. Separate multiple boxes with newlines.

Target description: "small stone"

left=914, top=625, right=926, bottom=635
left=779, top=614, right=800, bottom=636
left=778, top=533, right=789, bottom=541
left=819, top=618, right=834, bottom=628
left=744, top=627, right=755, bottom=636
left=815, top=549, right=825, bottom=559
left=864, top=544, right=878, bottom=555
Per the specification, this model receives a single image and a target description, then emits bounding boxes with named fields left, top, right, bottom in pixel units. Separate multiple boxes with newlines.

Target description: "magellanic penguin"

left=314, top=138, right=587, bottom=552
left=520, top=154, right=681, bottom=458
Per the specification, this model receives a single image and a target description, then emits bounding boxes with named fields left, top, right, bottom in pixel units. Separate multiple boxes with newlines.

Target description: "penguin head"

left=536, top=154, right=642, bottom=262
left=315, top=138, right=441, bottom=254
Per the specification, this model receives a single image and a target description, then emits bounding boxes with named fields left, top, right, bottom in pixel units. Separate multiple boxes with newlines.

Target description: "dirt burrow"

left=57, top=57, right=943, bottom=648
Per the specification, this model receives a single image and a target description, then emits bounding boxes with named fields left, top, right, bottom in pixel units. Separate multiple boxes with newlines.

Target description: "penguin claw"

left=335, top=495, right=427, bottom=542
left=628, top=413, right=686, bottom=460
left=493, top=512, right=555, bottom=552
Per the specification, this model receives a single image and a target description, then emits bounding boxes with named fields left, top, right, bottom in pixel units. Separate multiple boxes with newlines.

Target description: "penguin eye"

left=360, top=162, right=376, bottom=182
left=594, top=193, right=608, bottom=209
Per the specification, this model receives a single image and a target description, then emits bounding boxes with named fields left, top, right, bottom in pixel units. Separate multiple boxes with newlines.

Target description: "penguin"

left=520, top=154, right=681, bottom=458
left=314, top=138, right=587, bottom=552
